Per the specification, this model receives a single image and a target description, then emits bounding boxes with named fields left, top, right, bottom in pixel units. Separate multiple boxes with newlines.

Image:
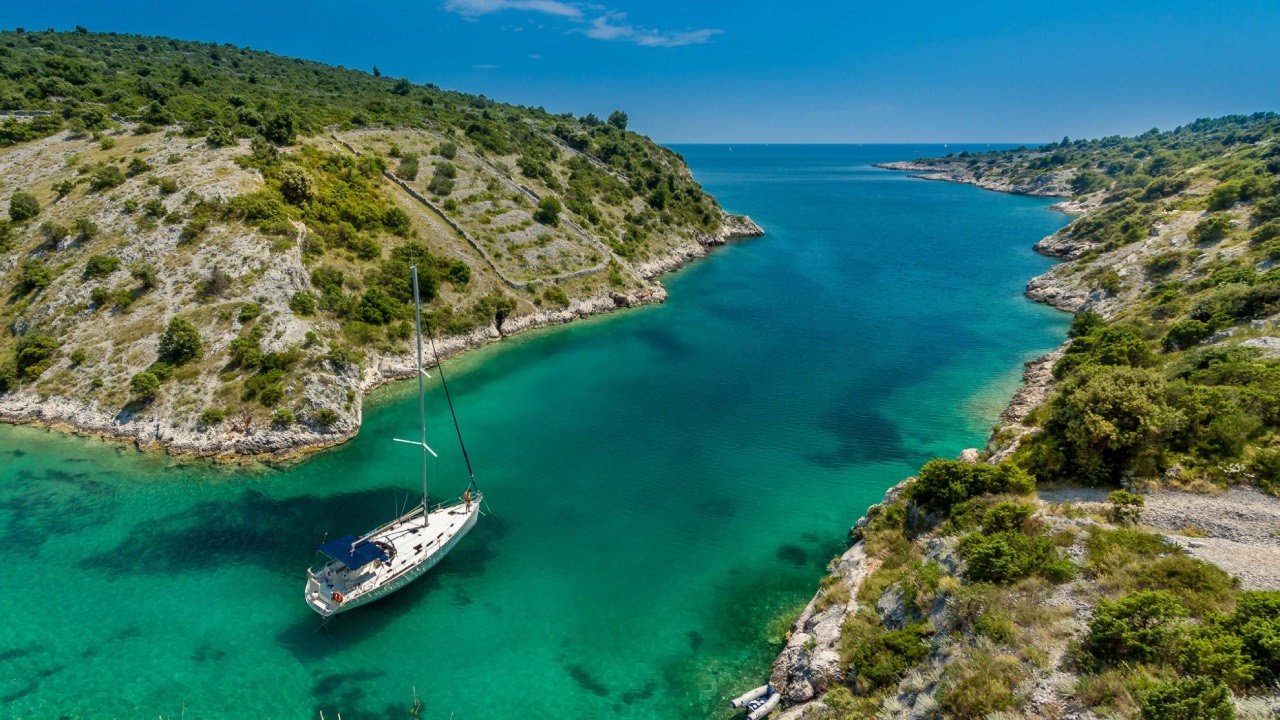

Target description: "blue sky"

left=4, top=1, right=1278, bottom=143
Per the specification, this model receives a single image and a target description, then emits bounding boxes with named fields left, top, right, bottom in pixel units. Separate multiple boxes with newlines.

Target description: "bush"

left=427, top=174, right=453, bottom=196
left=313, top=408, right=339, bottom=428
left=907, top=459, right=1035, bottom=513
left=839, top=611, right=929, bottom=693
left=1139, top=677, right=1235, bottom=720
left=17, top=259, right=54, bottom=294
left=15, top=334, right=60, bottom=379
left=1109, top=489, right=1145, bottom=524
left=396, top=155, right=419, bottom=181
left=199, top=408, right=226, bottom=426
left=130, top=371, right=161, bottom=401
left=534, top=196, right=561, bottom=225
left=1136, top=555, right=1239, bottom=614
left=1163, top=320, right=1213, bottom=352
left=1086, top=591, right=1187, bottom=665
left=1222, top=590, right=1280, bottom=681
left=937, top=652, right=1023, bottom=719
left=438, top=141, right=457, bottom=160
left=959, top=530, right=1075, bottom=584
left=206, top=122, right=236, bottom=148
left=83, top=255, right=121, bottom=279
left=9, top=191, right=40, bottom=222
left=1037, top=366, right=1183, bottom=485
left=289, top=291, right=317, bottom=316
left=158, top=317, right=203, bottom=365
left=89, top=164, right=126, bottom=191
left=127, top=157, right=152, bottom=176
left=237, top=303, right=262, bottom=323
left=272, top=408, right=295, bottom=427
left=1192, top=215, right=1232, bottom=244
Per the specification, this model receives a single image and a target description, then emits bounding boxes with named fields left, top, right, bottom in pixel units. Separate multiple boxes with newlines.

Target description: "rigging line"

left=426, top=327, right=477, bottom=492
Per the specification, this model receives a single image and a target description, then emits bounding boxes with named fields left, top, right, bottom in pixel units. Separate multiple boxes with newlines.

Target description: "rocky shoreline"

left=0, top=215, right=763, bottom=462
left=873, top=160, right=1074, bottom=198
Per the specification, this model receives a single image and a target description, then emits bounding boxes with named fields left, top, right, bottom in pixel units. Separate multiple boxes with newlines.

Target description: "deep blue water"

left=0, top=144, right=1070, bottom=718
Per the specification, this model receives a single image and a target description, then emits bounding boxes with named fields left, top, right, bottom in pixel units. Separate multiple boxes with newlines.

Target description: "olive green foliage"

left=958, top=523, right=1075, bottom=585
left=312, top=408, right=339, bottom=427
left=271, top=408, right=295, bottom=427
left=1191, top=215, right=1232, bottom=244
left=1086, top=590, right=1188, bottom=664
left=1108, top=489, right=1145, bottom=524
left=1032, top=365, right=1183, bottom=485
left=199, top=407, right=226, bottom=426
left=157, top=317, right=203, bottom=365
left=937, top=652, right=1024, bottom=719
left=130, top=371, right=160, bottom=401
left=839, top=610, right=930, bottom=694
left=289, top=291, right=316, bottom=316
left=906, top=459, right=1035, bottom=513
left=1139, top=678, right=1235, bottom=720
left=533, top=196, right=561, bottom=225
left=89, top=163, right=126, bottom=191
left=12, top=334, right=59, bottom=381
left=16, top=258, right=54, bottom=294
left=8, top=191, right=40, bottom=222
left=83, top=254, right=121, bottom=279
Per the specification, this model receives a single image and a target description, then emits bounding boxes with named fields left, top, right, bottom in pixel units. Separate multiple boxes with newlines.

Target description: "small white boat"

left=304, top=266, right=483, bottom=617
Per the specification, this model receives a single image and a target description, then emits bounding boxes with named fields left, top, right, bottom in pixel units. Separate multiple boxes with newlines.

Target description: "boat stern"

left=305, top=571, right=341, bottom=617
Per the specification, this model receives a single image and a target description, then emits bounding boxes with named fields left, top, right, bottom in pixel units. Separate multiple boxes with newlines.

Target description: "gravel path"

left=1040, top=486, right=1280, bottom=590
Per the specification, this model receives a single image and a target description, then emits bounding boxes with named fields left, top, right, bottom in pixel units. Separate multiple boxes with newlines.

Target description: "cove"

left=0, top=144, right=1070, bottom=719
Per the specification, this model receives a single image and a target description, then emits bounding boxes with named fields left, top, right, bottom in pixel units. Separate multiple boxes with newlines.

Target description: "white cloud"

left=444, top=0, right=582, bottom=19
left=443, top=2, right=720, bottom=48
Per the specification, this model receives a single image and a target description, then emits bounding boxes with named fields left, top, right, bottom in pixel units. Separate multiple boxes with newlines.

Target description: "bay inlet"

left=0, top=144, right=1070, bottom=719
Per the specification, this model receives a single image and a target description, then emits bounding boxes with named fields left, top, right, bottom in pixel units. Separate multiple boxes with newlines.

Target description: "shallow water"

left=0, top=144, right=1069, bottom=719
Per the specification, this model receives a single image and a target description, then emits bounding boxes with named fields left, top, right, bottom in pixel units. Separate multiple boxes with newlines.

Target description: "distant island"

left=773, top=113, right=1280, bottom=719
left=0, top=29, right=761, bottom=459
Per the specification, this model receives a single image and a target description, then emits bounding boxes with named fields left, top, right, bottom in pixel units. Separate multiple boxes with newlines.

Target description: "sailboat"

left=304, top=266, right=482, bottom=617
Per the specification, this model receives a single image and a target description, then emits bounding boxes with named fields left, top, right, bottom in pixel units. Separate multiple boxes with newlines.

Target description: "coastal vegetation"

left=0, top=28, right=759, bottom=454
left=778, top=113, right=1280, bottom=719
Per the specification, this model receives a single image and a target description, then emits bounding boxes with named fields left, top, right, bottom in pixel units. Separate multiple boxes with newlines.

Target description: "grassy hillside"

left=0, top=28, right=759, bottom=455
left=773, top=114, right=1280, bottom=720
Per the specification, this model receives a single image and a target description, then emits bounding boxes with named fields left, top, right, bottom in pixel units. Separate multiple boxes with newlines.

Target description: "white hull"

left=305, top=494, right=481, bottom=617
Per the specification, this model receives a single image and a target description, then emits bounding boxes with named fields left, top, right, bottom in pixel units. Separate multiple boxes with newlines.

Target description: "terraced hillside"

left=0, top=29, right=761, bottom=457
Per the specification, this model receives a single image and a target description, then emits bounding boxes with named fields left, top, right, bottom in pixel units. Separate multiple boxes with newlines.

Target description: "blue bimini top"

left=318, top=535, right=389, bottom=569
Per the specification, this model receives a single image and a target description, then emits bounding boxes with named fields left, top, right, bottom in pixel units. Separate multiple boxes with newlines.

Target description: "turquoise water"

left=0, top=145, right=1069, bottom=719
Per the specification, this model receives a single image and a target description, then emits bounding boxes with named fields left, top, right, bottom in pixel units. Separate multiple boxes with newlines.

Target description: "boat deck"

left=306, top=500, right=478, bottom=615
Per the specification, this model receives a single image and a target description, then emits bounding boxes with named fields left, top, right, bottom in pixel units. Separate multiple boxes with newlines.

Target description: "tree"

left=9, top=191, right=40, bottom=222
left=206, top=122, right=236, bottom=148
left=89, top=164, right=126, bottom=191
left=608, top=110, right=628, bottom=131
left=263, top=111, right=297, bottom=145
left=1042, top=366, right=1183, bottom=484
left=278, top=164, right=315, bottom=205
left=534, top=196, right=561, bottom=225
left=392, top=78, right=411, bottom=96
left=158, top=317, right=203, bottom=365
left=130, top=371, right=160, bottom=402
left=372, top=65, right=381, bottom=78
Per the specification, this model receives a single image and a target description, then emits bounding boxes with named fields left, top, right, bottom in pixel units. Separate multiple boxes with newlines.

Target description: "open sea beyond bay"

left=0, top=145, right=1070, bottom=719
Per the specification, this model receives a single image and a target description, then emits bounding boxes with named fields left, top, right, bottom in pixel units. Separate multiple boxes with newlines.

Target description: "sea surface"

left=0, top=145, right=1070, bottom=719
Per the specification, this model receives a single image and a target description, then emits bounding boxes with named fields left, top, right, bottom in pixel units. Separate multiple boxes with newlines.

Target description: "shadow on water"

left=76, top=486, right=431, bottom=575
left=0, top=469, right=119, bottom=548
left=809, top=405, right=906, bottom=468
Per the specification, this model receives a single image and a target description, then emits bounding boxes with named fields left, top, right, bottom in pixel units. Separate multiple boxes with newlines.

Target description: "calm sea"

left=0, top=145, right=1069, bottom=719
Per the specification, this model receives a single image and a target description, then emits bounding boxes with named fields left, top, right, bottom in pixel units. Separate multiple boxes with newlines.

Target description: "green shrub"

left=1192, top=215, right=1232, bottom=244
left=17, top=259, right=54, bottom=294
left=534, top=196, right=561, bottom=225
left=396, top=155, right=419, bottom=181
left=9, top=191, right=40, bottom=222
left=1139, top=677, right=1235, bottom=720
left=981, top=502, right=1034, bottom=534
left=127, top=157, right=152, bottom=176
left=1086, top=591, right=1187, bottom=665
left=1108, top=489, right=1145, bottom=524
left=1163, top=320, right=1213, bottom=352
left=271, top=408, right=295, bottom=427
left=959, top=530, right=1075, bottom=584
left=937, top=651, right=1023, bottom=719
left=907, top=459, right=1034, bottom=513
left=130, top=371, right=160, bottom=401
left=838, top=610, right=929, bottom=693
left=289, top=291, right=317, bottom=316
left=199, top=408, right=226, bottom=426
left=1146, top=252, right=1184, bottom=276
left=89, top=164, right=126, bottom=191
left=206, top=122, right=236, bottom=148
left=427, top=174, right=453, bottom=196
left=237, top=304, right=262, bottom=323
left=83, top=255, right=121, bottom=279
left=1136, top=555, right=1239, bottom=615
left=313, top=408, right=339, bottom=428
left=1085, top=528, right=1178, bottom=574
left=1222, top=590, right=1280, bottom=681
left=14, top=334, right=59, bottom=379
left=69, top=348, right=87, bottom=366
left=158, top=317, right=203, bottom=365
left=1179, top=624, right=1257, bottom=689
left=438, top=141, right=457, bottom=160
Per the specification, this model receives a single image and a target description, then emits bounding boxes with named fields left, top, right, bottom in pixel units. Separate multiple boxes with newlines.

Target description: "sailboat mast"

left=412, top=266, right=429, bottom=525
